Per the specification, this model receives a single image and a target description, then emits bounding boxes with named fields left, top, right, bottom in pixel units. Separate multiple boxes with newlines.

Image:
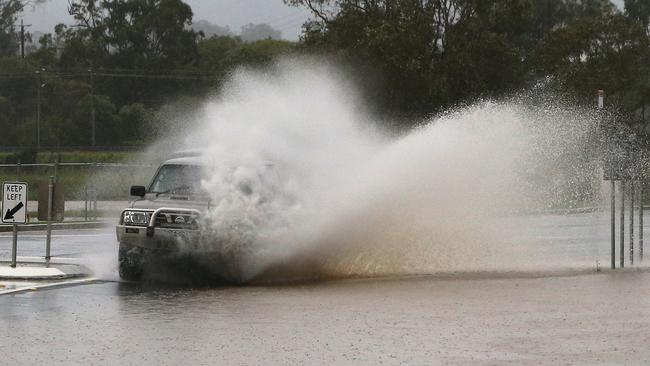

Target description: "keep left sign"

left=2, top=182, right=28, bottom=224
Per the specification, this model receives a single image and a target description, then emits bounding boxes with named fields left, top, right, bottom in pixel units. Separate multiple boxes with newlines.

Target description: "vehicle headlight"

left=122, top=211, right=151, bottom=226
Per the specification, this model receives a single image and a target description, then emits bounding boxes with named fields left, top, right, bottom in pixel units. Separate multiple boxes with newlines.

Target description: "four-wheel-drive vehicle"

left=116, top=152, right=209, bottom=280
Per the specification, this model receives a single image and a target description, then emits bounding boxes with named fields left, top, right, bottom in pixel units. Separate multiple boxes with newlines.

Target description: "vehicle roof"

left=162, top=156, right=204, bottom=166
left=166, top=149, right=204, bottom=159
left=161, top=152, right=276, bottom=167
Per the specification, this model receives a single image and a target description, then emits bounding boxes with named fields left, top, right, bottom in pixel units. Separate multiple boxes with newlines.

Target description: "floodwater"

left=2, top=271, right=650, bottom=365
left=1, top=211, right=650, bottom=364
left=3, top=61, right=643, bottom=364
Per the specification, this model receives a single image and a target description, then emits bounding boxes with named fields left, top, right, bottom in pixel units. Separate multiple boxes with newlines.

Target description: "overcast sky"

left=21, top=0, right=626, bottom=41
left=21, top=0, right=312, bottom=41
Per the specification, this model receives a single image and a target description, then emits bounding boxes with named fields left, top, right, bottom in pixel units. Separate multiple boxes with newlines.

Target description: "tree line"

left=287, top=0, right=650, bottom=125
left=0, top=0, right=649, bottom=148
left=0, top=0, right=294, bottom=148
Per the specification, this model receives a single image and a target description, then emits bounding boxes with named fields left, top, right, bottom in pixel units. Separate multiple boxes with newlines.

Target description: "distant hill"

left=192, top=20, right=282, bottom=42
left=192, top=20, right=234, bottom=38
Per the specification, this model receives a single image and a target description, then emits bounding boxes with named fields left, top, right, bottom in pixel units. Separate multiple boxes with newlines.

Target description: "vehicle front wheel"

left=118, top=243, right=144, bottom=281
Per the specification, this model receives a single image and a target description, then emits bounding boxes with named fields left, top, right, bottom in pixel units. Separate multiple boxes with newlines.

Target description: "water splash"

left=165, top=59, right=603, bottom=282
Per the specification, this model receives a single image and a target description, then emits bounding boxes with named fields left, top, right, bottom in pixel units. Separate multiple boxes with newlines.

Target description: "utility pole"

left=546, top=0, right=552, bottom=34
left=90, top=69, right=96, bottom=146
left=20, top=19, right=24, bottom=58
left=36, top=70, right=41, bottom=149
left=19, top=20, right=31, bottom=59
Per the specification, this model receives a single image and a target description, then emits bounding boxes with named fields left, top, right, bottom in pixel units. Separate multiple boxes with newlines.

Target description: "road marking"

left=0, top=277, right=98, bottom=295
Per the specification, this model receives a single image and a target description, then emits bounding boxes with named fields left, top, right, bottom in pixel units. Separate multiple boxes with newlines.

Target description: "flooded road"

left=2, top=210, right=650, bottom=364
left=3, top=272, right=650, bottom=365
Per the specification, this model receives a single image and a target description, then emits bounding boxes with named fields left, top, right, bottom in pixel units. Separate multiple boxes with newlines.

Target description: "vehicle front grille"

left=154, top=211, right=200, bottom=230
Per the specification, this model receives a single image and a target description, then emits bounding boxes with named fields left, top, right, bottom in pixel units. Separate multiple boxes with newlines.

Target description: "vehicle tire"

left=118, top=243, right=144, bottom=281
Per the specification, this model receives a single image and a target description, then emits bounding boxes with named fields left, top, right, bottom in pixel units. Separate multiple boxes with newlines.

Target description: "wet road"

left=3, top=271, right=650, bottom=365
left=2, top=211, right=650, bottom=365
left=1, top=209, right=632, bottom=273
left=0, top=228, right=115, bottom=259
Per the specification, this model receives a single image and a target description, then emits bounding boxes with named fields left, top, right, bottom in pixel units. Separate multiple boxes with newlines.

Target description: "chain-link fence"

left=0, top=162, right=157, bottom=223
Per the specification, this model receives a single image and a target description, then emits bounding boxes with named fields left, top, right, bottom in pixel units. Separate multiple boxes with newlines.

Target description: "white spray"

left=163, top=59, right=602, bottom=282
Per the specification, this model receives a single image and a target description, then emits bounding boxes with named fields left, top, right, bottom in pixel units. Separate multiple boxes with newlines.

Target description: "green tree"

left=229, top=39, right=295, bottom=65
left=28, top=31, right=61, bottom=67
left=536, top=13, right=647, bottom=114
left=0, top=57, right=40, bottom=146
left=286, top=0, right=540, bottom=117
left=625, top=0, right=650, bottom=34
left=118, top=103, right=152, bottom=143
left=287, top=0, right=632, bottom=121
left=197, top=35, right=295, bottom=88
left=71, top=95, right=121, bottom=146
left=36, top=76, right=89, bottom=146
left=64, top=0, right=200, bottom=69
left=0, top=0, right=23, bottom=57
left=240, top=23, right=282, bottom=42
left=62, top=0, right=202, bottom=106
left=440, top=1, right=539, bottom=105
left=197, top=35, right=241, bottom=80
left=0, top=95, right=15, bottom=142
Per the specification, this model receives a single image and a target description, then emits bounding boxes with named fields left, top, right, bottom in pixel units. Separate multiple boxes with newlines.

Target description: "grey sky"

left=21, top=0, right=312, bottom=41
left=21, top=0, right=626, bottom=41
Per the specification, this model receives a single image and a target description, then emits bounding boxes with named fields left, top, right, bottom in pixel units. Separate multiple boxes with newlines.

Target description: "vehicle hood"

left=129, top=194, right=210, bottom=212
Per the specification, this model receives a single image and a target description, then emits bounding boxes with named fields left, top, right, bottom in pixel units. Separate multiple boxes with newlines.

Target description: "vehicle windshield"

left=148, top=164, right=204, bottom=195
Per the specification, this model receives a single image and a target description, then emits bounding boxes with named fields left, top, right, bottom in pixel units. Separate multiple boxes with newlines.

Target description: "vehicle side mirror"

left=130, top=185, right=146, bottom=198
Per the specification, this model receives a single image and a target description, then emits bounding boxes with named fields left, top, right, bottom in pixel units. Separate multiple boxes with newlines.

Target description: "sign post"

left=2, top=182, right=28, bottom=268
left=598, top=90, right=605, bottom=110
left=45, top=176, right=53, bottom=267
left=598, top=90, right=616, bottom=268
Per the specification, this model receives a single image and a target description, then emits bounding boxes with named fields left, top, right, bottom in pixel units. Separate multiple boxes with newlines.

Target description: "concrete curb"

left=0, top=277, right=98, bottom=295
left=0, top=221, right=110, bottom=232
left=0, top=261, right=92, bottom=280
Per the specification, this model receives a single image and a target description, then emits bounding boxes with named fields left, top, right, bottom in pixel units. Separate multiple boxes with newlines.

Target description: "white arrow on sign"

left=2, top=182, right=28, bottom=224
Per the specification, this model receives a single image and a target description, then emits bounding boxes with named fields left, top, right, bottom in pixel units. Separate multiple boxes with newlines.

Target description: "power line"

left=0, top=69, right=218, bottom=81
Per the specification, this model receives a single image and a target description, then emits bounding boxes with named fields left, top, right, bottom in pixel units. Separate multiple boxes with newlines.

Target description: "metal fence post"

left=10, top=159, right=20, bottom=268
left=611, top=179, right=616, bottom=269
left=84, top=185, right=89, bottom=222
left=639, top=181, right=643, bottom=263
left=10, top=224, right=17, bottom=268
left=89, top=183, right=94, bottom=220
left=630, top=182, right=635, bottom=265
left=92, top=163, right=98, bottom=220
left=621, top=180, right=626, bottom=268
left=45, top=175, right=54, bottom=267
left=93, top=183, right=98, bottom=219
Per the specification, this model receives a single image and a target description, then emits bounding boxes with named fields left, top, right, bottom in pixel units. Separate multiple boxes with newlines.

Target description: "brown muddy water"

left=2, top=208, right=650, bottom=365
